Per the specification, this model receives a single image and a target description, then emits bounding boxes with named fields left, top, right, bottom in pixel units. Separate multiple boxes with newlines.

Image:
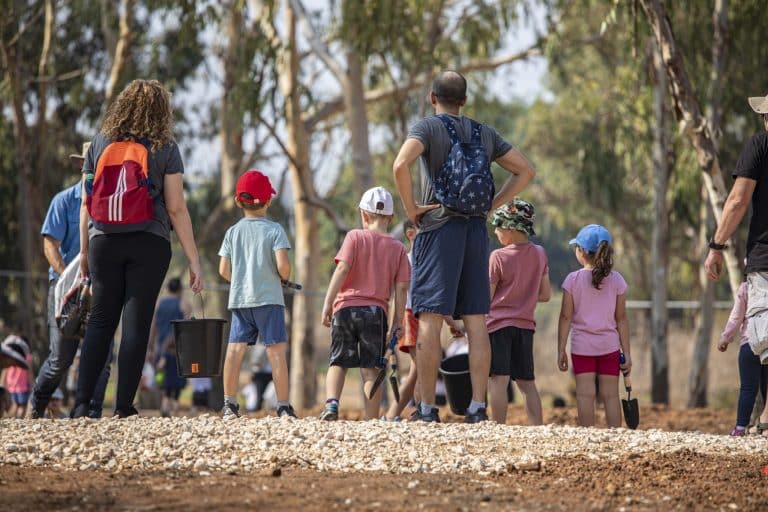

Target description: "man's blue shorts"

left=228, top=305, right=287, bottom=346
left=411, top=216, right=490, bottom=318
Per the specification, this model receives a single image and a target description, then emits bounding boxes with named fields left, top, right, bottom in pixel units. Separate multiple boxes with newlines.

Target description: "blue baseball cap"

left=569, top=224, right=612, bottom=253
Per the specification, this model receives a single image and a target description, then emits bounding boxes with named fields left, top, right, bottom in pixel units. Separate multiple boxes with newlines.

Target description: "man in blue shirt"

left=29, top=143, right=112, bottom=419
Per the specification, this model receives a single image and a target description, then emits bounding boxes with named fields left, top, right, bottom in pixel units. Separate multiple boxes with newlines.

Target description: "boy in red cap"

left=219, top=170, right=296, bottom=419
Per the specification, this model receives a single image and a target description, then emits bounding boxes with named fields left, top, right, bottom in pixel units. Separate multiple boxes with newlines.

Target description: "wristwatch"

left=708, top=238, right=728, bottom=251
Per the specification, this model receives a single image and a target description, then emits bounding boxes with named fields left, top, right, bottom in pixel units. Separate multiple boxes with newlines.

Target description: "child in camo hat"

left=487, top=199, right=551, bottom=425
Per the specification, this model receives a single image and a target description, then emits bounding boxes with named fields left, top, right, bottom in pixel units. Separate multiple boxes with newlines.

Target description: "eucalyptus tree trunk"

left=342, top=48, right=373, bottom=198
left=281, top=3, right=319, bottom=408
left=220, top=2, right=244, bottom=199
left=104, top=0, right=133, bottom=108
left=688, top=0, right=729, bottom=408
left=650, top=38, right=671, bottom=405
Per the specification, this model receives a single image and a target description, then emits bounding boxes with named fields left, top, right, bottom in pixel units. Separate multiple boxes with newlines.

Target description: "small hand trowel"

left=368, top=334, right=399, bottom=400
left=619, top=353, right=639, bottom=429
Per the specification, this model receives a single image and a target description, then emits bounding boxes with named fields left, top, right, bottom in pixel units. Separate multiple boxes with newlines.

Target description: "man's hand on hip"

left=406, top=204, right=440, bottom=227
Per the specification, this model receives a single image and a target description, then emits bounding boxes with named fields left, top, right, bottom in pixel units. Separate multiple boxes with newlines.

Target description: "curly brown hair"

left=101, top=79, right=174, bottom=151
left=590, top=241, right=614, bottom=289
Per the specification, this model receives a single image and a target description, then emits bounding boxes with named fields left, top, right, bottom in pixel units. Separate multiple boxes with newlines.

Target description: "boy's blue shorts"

left=229, top=305, right=287, bottom=346
left=411, top=216, right=490, bottom=318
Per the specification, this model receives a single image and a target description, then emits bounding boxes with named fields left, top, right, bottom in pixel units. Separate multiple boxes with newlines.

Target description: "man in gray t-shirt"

left=392, top=70, right=535, bottom=423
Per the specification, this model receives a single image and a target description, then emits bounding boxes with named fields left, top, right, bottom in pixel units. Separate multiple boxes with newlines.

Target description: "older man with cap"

left=28, top=143, right=112, bottom=419
left=706, top=94, right=768, bottom=367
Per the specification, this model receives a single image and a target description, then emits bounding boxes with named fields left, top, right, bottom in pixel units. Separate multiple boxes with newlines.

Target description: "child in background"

left=158, top=336, right=186, bottom=417
left=445, top=322, right=469, bottom=359
left=320, top=187, right=410, bottom=421
left=189, top=378, right=212, bottom=415
left=219, top=170, right=296, bottom=419
left=487, top=200, right=551, bottom=425
left=718, top=281, right=768, bottom=436
left=383, top=220, right=420, bottom=421
left=557, top=224, right=630, bottom=428
left=1, top=335, right=33, bottom=418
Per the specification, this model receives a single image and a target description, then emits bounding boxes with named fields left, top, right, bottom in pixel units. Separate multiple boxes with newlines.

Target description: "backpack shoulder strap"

left=436, top=114, right=461, bottom=146
left=469, top=120, right=483, bottom=145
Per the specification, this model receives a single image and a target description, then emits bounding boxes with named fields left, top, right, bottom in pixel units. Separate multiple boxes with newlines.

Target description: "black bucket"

left=439, top=354, right=473, bottom=415
left=172, top=317, right=227, bottom=378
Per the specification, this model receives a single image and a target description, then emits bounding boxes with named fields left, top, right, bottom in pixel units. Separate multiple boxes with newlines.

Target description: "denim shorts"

left=229, top=305, right=287, bottom=346
left=411, top=217, right=490, bottom=318
left=11, top=392, right=30, bottom=406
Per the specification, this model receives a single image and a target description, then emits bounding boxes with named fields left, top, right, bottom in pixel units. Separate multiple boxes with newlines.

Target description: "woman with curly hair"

left=72, top=79, right=204, bottom=418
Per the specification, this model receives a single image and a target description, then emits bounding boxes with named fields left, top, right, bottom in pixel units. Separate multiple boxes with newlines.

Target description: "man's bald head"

left=432, top=71, right=467, bottom=108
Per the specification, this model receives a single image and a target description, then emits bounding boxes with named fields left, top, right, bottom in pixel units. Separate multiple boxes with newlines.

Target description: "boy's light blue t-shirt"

left=218, top=217, right=291, bottom=309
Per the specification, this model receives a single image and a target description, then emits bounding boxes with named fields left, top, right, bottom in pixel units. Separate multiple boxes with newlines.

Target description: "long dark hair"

left=590, top=241, right=614, bottom=289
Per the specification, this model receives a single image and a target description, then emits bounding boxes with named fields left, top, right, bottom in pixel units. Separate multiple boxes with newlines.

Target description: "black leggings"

left=75, top=232, right=171, bottom=412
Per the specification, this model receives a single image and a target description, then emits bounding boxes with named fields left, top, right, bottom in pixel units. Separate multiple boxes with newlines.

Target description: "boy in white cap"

left=320, top=187, right=410, bottom=420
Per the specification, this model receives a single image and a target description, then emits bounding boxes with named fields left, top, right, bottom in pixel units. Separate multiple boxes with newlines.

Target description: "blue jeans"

left=737, top=343, right=768, bottom=427
left=29, top=282, right=112, bottom=418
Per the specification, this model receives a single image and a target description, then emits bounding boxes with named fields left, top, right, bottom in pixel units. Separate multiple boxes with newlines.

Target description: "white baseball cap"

left=359, top=186, right=394, bottom=216
left=748, top=94, right=768, bottom=114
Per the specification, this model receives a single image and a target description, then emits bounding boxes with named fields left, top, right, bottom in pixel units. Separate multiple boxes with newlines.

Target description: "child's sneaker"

left=730, top=426, right=746, bottom=437
left=380, top=415, right=401, bottom=422
left=277, top=405, right=298, bottom=418
left=222, top=401, right=240, bottom=420
left=319, top=405, right=338, bottom=421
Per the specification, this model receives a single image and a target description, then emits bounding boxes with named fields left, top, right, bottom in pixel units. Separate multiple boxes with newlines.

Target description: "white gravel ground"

left=1, top=416, right=765, bottom=476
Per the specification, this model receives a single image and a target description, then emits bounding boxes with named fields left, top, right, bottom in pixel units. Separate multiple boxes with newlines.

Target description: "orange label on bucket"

left=191, top=363, right=199, bottom=374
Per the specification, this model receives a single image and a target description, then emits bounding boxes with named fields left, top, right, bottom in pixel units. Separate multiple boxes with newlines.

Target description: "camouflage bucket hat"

left=491, top=199, right=536, bottom=236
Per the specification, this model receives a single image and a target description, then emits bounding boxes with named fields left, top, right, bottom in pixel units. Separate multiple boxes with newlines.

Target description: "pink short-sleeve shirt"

left=332, top=229, right=411, bottom=315
left=562, top=269, right=627, bottom=356
left=486, top=243, right=548, bottom=333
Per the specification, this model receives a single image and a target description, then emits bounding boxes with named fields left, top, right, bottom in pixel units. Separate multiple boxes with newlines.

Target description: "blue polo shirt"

left=41, top=183, right=82, bottom=281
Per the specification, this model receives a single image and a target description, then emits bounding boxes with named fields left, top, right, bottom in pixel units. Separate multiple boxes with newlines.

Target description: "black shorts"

left=164, top=387, right=183, bottom=400
left=330, top=306, right=387, bottom=368
left=490, top=326, right=535, bottom=380
left=192, top=390, right=209, bottom=407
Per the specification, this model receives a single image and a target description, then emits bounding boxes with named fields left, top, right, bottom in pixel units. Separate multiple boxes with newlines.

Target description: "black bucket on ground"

left=439, top=354, right=472, bottom=415
left=172, top=318, right=227, bottom=377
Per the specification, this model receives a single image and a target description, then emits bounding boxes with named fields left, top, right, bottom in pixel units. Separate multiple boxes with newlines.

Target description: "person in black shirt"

left=706, top=93, right=768, bottom=363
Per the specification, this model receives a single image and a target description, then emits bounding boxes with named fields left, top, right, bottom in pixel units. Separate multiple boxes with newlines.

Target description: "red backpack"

left=86, top=134, right=154, bottom=225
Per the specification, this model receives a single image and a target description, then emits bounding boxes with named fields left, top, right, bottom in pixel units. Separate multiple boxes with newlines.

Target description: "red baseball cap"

left=236, top=170, right=276, bottom=205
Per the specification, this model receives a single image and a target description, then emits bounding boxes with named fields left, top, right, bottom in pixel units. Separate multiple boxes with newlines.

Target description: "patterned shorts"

left=330, top=306, right=387, bottom=368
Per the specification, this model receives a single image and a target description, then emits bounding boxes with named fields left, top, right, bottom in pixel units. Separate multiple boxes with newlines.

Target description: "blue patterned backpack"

left=431, top=114, right=495, bottom=215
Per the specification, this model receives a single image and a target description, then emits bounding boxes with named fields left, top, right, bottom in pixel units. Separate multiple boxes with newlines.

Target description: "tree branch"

left=105, top=0, right=133, bottom=107
left=288, top=0, right=346, bottom=82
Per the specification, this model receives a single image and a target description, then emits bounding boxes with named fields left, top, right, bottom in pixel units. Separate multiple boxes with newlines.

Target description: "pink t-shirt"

left=486, top=243, right=548, bottom=333
left=332, top=229, right=411, bottom=315
left=5, top=353, right=32, bottom=393
left=721, top=282, right=749, bottom=346
left=562, top=269, right=628, bottom=356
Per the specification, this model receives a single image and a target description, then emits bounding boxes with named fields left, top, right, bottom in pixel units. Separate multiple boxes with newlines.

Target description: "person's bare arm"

left=489, top=283, right=497, bottom=303
left=43, top=236, right=66, bottom=276
left=78, top=178, right=90, bottom=278
left=275, top=248, right=291, bottom=281
left=491, top=148, right=536, bottom=211
left=219, top=256, right=232, bottom=283
left=321, top=261, right=351, bottom=327
left=557, top=291, right=574, bottom=371
left=705, top=177, right=756, bottom=280
left=538, top=273, right=552, bottom=302
left=615, top=294, right=631, bottom=374
left=389, top=281, right=408, bottom=340
left=165, top=173, right=203, bottom=293
left=147, top=312, right=158, bottom=362
left=393, top=139, right=439, bottom=226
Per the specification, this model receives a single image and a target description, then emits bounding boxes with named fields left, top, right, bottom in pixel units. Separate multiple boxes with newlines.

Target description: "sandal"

left=756, top=423, right=768, bottom=436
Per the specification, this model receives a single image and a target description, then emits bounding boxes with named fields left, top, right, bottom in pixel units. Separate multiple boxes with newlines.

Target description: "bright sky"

left=175, top=2, right=550, bottom=195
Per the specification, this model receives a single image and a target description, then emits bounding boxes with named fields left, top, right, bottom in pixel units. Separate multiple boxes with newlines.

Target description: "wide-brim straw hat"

left=748, top=95, right=768, bottom=114
left=69, top=142, right=91, bottom=167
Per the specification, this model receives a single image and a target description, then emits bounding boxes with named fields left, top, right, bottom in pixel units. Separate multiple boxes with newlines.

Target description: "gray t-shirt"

left=407, top=114, right=513, bottom=232
left=83, top=132, right=184, bottom=241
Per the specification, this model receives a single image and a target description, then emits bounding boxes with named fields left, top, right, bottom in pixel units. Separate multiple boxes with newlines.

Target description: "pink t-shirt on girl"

left=721, top=282, right=749, bottom=346
left=332, top=229, right=411, bottom=315
left=486, top=243, right=548, bottom=333
left=562, top=269, right=628, bottom=356
left=4, top=353, right=32, bottom=393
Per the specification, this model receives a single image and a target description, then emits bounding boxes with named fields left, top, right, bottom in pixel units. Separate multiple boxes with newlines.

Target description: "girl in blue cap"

left=557, top=224, right=631, bottom=427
